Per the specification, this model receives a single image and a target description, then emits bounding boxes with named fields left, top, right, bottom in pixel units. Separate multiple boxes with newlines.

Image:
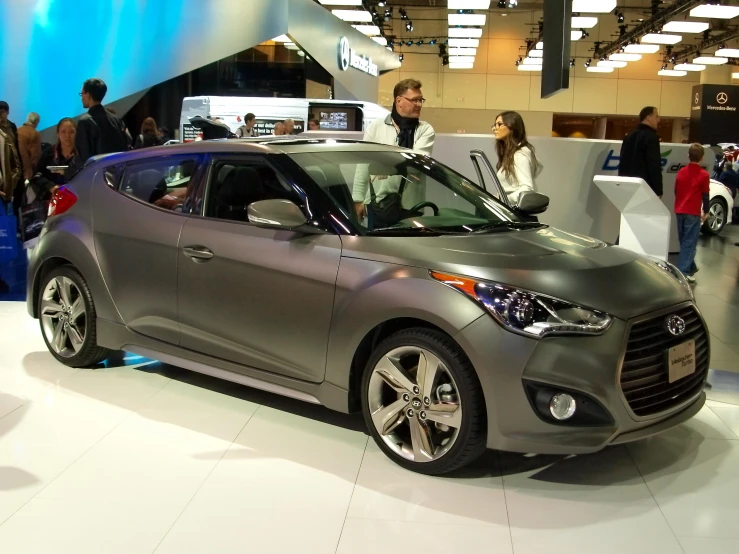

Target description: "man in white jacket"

left=353, top=79, right=435, bottom=223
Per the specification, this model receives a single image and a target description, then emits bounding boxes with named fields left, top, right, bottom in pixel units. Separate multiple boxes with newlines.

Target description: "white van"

left=179, top=96, right=389, bottom=142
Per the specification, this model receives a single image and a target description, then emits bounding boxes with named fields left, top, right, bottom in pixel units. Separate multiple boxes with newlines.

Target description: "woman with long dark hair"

left=493, top=111, right=542, bottom=205
left=33, top=117, right=83, bottom=194
left=133, top=117, right=163, bottom=149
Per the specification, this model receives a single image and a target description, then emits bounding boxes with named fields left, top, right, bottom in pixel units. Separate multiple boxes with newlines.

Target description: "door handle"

left=182, top=246, right=214, bottom=262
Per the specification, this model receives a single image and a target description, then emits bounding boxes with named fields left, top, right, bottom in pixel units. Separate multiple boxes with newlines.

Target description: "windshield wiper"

left=367, top=226, right=458, bottom=236
left=470, top=221, right=543, bottom=234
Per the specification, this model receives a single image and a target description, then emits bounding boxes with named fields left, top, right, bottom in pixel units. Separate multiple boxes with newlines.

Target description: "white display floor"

left=1, top=301, right=739, bottom=554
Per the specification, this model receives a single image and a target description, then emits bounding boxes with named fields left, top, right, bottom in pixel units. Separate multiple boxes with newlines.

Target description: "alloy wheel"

left=709, top=202, right=725, bottom=232
left=40, top=276, right=87, bottom=358
left=367, top=346, right=462, bottom=463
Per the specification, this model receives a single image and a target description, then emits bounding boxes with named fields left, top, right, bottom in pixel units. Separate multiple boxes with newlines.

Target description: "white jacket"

left=352, top=114, right=435, bottom=204
left=496, top=146, right=542, bottom=204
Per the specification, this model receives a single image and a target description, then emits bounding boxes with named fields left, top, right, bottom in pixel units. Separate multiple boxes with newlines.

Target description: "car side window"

left=118, top=156, right=200, bottom=212
left=203, top=159, right=302, bottom=222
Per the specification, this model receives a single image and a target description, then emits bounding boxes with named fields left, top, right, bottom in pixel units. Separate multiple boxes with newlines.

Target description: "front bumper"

left=454, top=302, right=709, bottom=455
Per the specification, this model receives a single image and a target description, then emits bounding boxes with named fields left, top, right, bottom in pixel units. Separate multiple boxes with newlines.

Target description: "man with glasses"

left=76, top=78, right=130, bottom=162
left=353, top=78, right=435, bottom=222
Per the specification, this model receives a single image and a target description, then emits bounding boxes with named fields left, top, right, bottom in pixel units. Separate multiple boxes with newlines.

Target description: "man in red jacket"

left=675, top=143, right=710, bottom=283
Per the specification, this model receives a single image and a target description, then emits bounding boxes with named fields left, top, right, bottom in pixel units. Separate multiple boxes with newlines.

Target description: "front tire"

left=702, top=198, right=727, bottom=236
left=361, top=328, right=486, bottom=475
left=38, top=266, right=110, bottom=367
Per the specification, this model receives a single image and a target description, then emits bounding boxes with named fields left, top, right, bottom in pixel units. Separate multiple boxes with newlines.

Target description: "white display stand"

left=593, top=175, right=671, bottom=261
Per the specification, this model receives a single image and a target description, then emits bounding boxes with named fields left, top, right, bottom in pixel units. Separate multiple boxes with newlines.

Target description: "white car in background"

left=704, top=179, right=734, bottom=236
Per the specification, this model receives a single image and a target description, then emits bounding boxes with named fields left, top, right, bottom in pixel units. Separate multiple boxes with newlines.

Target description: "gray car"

left=27, top=139, right=709, bottom=475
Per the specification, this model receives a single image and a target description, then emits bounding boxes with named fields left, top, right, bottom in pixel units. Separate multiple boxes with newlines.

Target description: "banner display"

left=689, top=84, right=739, bottom=145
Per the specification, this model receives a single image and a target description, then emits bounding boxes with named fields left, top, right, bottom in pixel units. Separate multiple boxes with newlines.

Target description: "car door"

left=93, top=154, right=204, bottom=345
left=177, top=155, right=342, bottom=383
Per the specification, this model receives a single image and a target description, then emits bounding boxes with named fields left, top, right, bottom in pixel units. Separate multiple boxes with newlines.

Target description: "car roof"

left=87, top=139, right=410, bottom=166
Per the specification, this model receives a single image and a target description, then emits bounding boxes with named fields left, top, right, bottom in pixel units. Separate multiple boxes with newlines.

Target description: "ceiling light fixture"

left=658, top=69, right=688, bottom=76
left=690, top=4, right=739, bottom=19
left=674, top=62, right=707, bottom=71
left=331, top=9, right=373, bottom=22
left=448, top=13, right=487, bottom=26
left=522, top=57, right=541, bottom=65
left=448, top=27, right=483, bottom=38
left=406, top=21, right=413, bottom=31
left=610, top=53, right=642, bottom=61
left=271, top=35, right=291, bottom=43
left=529, top=49, right=543, bottom=58
left=641, top=33, right=683, bottom=45
left=662, top=21, right=710, bottom=33
left=572, top=16, right=599, bottom=29
left=598, top=60, right=628, bottom=68
left=535, top=41, right=544, bottom=50
left=715, top=47, right=739, bottom=57
left=448, top=0, right=491, bottom=8
left=450, top=62, right=475, bottom=69
left=449, top=47, right=477, bottom=55
left=317, top=0, right=361, bottom=5
left=587, top=66, right=615, bottom=73
left=517, top=64, right=542, bottom=71
left=352, top=24, right=381, bottom=35
left=372, top=36, right=388, bottom=46
left=571, top=30, right=584, bottom=41
left=450, top=55, right=476, bottom=63
left=448, top=38, right=480, bottom=47
left=693, top=55, right=728, bottom=65
left=572, top=0, right=616, bottom=13
left=624, top=43, right=661, bottom=54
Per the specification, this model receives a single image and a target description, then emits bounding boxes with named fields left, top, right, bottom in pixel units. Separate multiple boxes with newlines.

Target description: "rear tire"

left=38, top=265, right=110, bottom=367
left=360, top=327, right=487, bottom=475
left=701, top=198, right=727, bottom=236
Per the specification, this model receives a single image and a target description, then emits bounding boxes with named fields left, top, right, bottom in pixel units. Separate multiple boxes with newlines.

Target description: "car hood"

left=340, top=227, right=691, bottom=321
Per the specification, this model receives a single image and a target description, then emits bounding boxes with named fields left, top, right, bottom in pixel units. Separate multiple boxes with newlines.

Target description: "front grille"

left=620, top=305, right=709, bottom=417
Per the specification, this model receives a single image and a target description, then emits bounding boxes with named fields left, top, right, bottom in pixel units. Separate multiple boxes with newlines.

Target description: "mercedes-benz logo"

left=666, top=315, right=686, bottom=336
left=717, top=92, right=729, bottom=105
left=695, top=93, right=700, bottom=105
left=338, top=36, right=350, bottom=71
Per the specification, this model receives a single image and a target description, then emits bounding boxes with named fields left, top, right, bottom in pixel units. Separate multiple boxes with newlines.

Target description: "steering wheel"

left=409, top=201, right=440, bottom=216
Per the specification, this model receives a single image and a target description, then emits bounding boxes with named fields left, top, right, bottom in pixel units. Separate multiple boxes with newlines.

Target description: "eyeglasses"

left=400, top=96, right=426, bottom=105
left=492, top=122, right=507, bottom=129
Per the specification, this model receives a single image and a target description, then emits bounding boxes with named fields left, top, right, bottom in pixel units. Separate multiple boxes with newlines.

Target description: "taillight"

left=48, top=186, right=77, bottom=217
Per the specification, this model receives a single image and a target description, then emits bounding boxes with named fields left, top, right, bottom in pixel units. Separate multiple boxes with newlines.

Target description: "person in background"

left=619, top=106, right=663, bottom=198
left=17, top=112, right=42, bottom=181
left=0, top=125, right=21, bottom=293
left=493, top=111, right=542, bottom=205
left=308, top=119, right=320, bottom=131
left=0, top=101, right=19, bottom=157
left=32, top=118, right=83, bottom=195
left=76, top=78, right=130, bottom=161
left=674, top=143, right=710, bottom=283
left=158, top=126, right=172, bottom=143
left=236, top=113, right=257, bottom=137
left=105, top=106, right=133, bottom=148
left=133, top=117, right=163, bottom=149
left=273, top=122, right=286, bottom=136
left=352, top=78, right=435, bottom=223
left=284, top=118, right=299, bottom=135
left=718, top=161, right=738, bottom=199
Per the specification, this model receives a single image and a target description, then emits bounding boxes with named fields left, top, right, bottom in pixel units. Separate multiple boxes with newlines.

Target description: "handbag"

left=0, top=202, right=19, bottom=262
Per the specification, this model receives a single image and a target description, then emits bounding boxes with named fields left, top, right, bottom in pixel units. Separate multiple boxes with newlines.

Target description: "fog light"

left=550, top=393, right=576, bottom=420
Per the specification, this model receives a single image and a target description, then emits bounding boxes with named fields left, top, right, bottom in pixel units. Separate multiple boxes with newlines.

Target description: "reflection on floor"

left=1, top=230, right=739, bottom=553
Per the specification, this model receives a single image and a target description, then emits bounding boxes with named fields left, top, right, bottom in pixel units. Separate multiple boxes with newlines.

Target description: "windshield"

left=289, top=150, right=537, bottom=236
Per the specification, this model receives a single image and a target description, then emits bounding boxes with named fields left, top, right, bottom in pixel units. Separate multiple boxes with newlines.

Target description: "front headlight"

left=430, top=271, right=612, bottom=338
left=650, top=257, right=694, bottom=299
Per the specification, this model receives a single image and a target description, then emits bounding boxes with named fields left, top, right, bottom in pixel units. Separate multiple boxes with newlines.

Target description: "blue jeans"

left=676, top=214, right=701, bottom=275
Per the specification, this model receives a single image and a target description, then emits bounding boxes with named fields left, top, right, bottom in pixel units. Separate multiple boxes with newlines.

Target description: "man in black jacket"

left=76, top=78, right=129, bottom=162
left=619, top=106, right=663, bottom=197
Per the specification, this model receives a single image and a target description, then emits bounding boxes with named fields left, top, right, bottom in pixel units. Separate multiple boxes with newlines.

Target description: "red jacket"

left=675, top=163, right=709, bottom=216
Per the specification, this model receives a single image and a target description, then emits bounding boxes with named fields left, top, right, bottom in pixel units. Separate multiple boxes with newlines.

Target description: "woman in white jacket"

left=493, top=111, right=542, bottom=205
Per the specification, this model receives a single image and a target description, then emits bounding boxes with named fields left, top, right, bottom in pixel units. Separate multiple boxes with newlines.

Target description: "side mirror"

left=247, top=199, right=308, bottom=229
left=516, top=191, right=549, bottom=215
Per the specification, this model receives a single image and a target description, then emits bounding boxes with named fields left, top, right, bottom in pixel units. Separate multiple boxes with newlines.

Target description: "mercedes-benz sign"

left=337, top=36, right=379, bottom=77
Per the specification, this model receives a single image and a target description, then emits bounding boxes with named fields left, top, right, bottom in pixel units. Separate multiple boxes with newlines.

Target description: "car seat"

left=215, top=166, right=265, bottom=222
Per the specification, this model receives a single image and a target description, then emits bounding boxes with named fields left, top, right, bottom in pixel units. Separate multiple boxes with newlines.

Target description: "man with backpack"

left=75, top=78, right=130, bottom=162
